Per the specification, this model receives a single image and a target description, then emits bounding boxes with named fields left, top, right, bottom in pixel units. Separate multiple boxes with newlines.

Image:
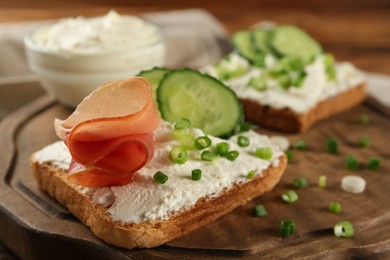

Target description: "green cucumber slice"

left=232, top=30, right=265, bottom=67
left=138, top=67, right=171, bottom=102
left=252, top=28, right=272, bottom=53
left=270, top=26, right=322, bottom=61
left=157, top=69, right=243, bottom=137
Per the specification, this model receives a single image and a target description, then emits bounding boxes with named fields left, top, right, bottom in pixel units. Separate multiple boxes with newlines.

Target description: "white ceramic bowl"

left=24, top=20, right=165, bottom=107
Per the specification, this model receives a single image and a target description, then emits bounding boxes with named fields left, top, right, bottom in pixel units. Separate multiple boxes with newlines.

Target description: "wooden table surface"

left=0, top=0, right=389, bottom=75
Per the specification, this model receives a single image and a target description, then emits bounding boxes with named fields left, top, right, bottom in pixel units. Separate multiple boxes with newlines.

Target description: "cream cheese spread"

left=203, top=53, right=365, bottom=114
left=33, top=121, right=283, bottom=224
left=30, top=10, right=162, bottom=55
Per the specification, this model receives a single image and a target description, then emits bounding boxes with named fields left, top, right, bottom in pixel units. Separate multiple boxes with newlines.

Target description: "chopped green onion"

left=324, top=53, right=337, bottom=80
left=358, top=113, right=369, bottom=125
left=293, top=71, right=307, bottom=87
left=172, top=129, right=195, bottom=150
left=345, top=155, right=358, bottom=170
left=256, top=147, right=273, bottom=160
left=216, top=142, right=229, bottom=156
left=285, top=150, right=294, bottom=162
left=329, top=202, right=342, bottom=214
left=334, top=221, right=354, bottom=238
left=253, top=204, right=268, bottom=217
left=169, top=146, right=188, bottom=164
left=248, top=75, right=268, bottom=91
left=341, top=175, right=366, bottom=193
left=367, top=157, right=380, bottom=170
left=280, top=220, right=295, bottom=237
left=277, top=73, right=292, bottom=89
left=226, top=150, right=239, bottom=161
left=292, top=140, right=308, bottom=150
left=318, top=175, right=327, bottom=188
left=281, top=190, right=298, bottom=204
left=201, top=150, right=216, bottom=161
left=195, top=136, right=212, bottom=150
left=246, top=170, right=256, bottom=179
left=326, top=137, right=338, bottom=154
left=237, top=135, right=250, bottom=147
left=174, top=118, right=191, bottom=130
left=293, top=177, right=308, bottom=189
left=172, top=129, right=186, bottom=140
left=357, top=136, right=371, bottom=148
left=154, top=171, right=168, bottom=184
left=191, top=169, right=202, bottom=181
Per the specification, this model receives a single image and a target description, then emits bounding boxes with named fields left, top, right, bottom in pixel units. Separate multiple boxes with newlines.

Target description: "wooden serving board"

left=0, top=94, right=389, bottom=259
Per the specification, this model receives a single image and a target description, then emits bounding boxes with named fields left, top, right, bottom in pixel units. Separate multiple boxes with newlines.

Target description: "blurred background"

left=0, top=0, right=389, bottom=73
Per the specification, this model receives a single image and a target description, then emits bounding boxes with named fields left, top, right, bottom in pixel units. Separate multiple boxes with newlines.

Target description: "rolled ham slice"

left=54, top=77, right=160, bottom=187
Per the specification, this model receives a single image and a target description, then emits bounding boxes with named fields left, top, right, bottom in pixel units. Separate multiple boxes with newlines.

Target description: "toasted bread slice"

left=242, top=83, right=367, bottom=133
left=30, top=144, right=286, bottom=249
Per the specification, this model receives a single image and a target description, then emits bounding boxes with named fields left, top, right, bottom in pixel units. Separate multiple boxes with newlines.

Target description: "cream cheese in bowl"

left=24, top=10, right=166, bottom=107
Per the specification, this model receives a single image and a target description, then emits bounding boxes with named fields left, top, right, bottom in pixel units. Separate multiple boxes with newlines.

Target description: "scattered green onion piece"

left=246, top=170, right=256, bottom=179
left=329, top=202, right=342, bottom=214
left=238, top=135, right=250, bottom=147
left=323, top=53, right=337, bottom=80
left=172, top=129, right=186, bottom=140
left=367, top=157, right=380, bottom=170
left=256, top=147, right=273, bottom=160
left=195, top=136, right=212, bottom=150
left=292, top=140, right=308, bottom=150
left=358, top=113, right=369, bottom=125
left=281, top=190, right=299, bottom=204
left=293, top=177, right=308, bottom=189
left=174, top=118, right=191, bottom=130
left=191, top=169, right=202, bottom=181
left=180, top=135, right=196, bottom=150
left=285, top=150, right=294, bottom=162
left=154, top=171, right=168, bottom=184
left=226, top=150, right=239, bottom=161
left=216, top=142, right=229, bottom=156
left=357, top=136, right=371, bottom=148
left=345, top=155, right=358, bottom=171
left=172, top=129, right=195, bottom=150
left=334, top=221, right=354, bottom=238
left=169, top=146, right=188, bottom=164
left=201, top=150, right=216, bottom=162
left=253, top=204, right=268, bottom=217
left=293, top=71, right=307, bottom=87
left=326, top=137, right=338, bottom=154
left=248, top=75, right=268, bottom=91
left=280, top=220, right=296, bottom=237
left=318, top=175, right=327, bottom=188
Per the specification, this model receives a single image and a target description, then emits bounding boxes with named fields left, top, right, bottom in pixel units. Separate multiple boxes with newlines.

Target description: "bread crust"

left=31, top=155, right=287, bottom=249
left=242, top=83, right=367, bottom=132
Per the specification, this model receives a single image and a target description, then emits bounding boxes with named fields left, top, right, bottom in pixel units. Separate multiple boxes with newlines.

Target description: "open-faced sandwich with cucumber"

left=30, top=74, right=287, bottom=249
left=202, top=25, right=367, bottom=132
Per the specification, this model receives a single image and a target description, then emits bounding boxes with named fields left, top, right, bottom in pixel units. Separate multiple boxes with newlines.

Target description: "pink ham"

left=54, top=77, right=160, bottom=187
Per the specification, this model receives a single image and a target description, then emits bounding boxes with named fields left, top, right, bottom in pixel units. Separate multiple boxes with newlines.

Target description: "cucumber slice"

left=157, top=69, right=243, bottom=137
left=232, top=30, right=264, bottom=67
left=252, top=28, right=272, bottom=53
left=138, top=67, right=171, bottom=102
left=270, top=26, right=322, bottom=61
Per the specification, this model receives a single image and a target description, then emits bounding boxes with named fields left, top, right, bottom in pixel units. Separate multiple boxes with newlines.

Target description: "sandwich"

left=30, top=75, right=287, bottom=249
left=202, top=25, right=367, bottom=132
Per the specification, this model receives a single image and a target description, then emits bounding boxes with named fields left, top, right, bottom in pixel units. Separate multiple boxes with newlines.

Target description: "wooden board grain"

left=0, top=94, right=389, bottom=259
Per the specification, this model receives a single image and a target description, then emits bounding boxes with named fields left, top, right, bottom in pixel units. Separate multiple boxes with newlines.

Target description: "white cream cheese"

left=33, top=121, right=283, bottom=223
left=30, top=10, right=162, bottom=55
left=202, top=53, right=365, bottom=114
